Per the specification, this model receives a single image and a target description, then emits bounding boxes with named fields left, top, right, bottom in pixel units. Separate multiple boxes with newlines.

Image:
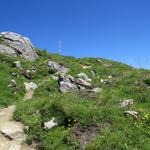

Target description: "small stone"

left=11, top=73, right=19, bottom=77
left=77, top=73, right=92, bottom=82
left=8, top=80, right=17, bottom=87
left=44, top=117, right=57, bottom=129
left=96, top=59, right=103, bottom=63
left=124, top=110, right=139, bottom=119
left=80, top=65, right=91, bottom=69
left=30, top=66, right=37, bottom=73
left=100, top=79, right=104, bottom=83
left=108, top=76, right=112, bottom=79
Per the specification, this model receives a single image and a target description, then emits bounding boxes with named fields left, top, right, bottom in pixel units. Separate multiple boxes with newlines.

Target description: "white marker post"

left=58, top=40, right=62, bottom=54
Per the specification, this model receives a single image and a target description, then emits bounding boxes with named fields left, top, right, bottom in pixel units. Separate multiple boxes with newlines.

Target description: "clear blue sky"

left=1, top=0, right=150, bottom=68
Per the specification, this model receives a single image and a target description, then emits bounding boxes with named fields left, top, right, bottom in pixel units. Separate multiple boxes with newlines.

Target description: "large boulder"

left=0, top=32, right=38, bottom=61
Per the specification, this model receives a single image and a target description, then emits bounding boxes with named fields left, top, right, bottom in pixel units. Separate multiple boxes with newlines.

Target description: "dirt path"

left=23, top=90, right=34, bottom=101
left=0, top=105, right=35, bottom=150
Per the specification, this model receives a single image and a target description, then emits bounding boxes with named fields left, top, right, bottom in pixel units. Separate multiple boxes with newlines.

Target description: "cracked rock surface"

left=0, top=32, right=38, bottom=61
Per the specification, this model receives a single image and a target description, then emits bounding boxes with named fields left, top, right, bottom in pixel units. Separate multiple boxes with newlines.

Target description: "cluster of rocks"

left=21, top=66, right=37, bottom=80
left=47, top=60, right=102, bottom=94
left=8, top=79, right=19, bottom=94
left=119, top=99, right=139, bottom=119
left=58, top=73, right=101, bottom=94
left=12, top=60, right=37, bottom=79
left=119, top=99, right=134, bottom=108
left=0, top=32, right=38, bottom=61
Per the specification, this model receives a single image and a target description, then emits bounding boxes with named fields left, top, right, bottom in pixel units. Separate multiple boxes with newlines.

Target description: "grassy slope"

left=1, top=50, right=150, bottom=149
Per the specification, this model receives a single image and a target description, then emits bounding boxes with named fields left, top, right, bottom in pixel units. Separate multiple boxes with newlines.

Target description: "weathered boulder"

left=0, top=32, right=38, bottom=61
left=47, top=61, right=70, bottom=74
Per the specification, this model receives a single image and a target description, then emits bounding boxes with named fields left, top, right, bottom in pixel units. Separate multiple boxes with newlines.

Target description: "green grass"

left=0, top=37, right=5, bottom=44
left=1, top=50, right=150, bottom=149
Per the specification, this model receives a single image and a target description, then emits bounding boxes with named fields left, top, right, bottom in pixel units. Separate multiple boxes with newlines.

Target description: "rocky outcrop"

left=58, top=74, right=93, bottom=93
left=0, top=32, right=38, bottom=61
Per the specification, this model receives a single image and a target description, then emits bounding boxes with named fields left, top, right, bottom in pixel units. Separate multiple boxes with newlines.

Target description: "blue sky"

left=1, top=0, right=150, bottom=68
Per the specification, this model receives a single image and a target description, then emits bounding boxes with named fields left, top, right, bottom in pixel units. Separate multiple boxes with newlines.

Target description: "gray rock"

left=75, top=78, right=91, bottom=88
left=30, top=65, right=37, bottom=73
left=90, top=87, right=102, bottom=93
left=80, top=64, right=91, bottom=69
left=11, top=73, right=19, bottom=77
left=59, top=81, right=78, bottom=93
left=58, top=74, right=93, bottom=93
left=77, top=85, right=86, bottom=90
left=0, top=32, right=38, bottom=61
left=8, top=80, right=17, bottom=87
left=47, top=61, right=70, bottom=74
left=77, top=73, right=92, bottom=82
left=59, top=74, right=72, bottom=83
left=44, top=117, right=57, bottom=129
left=124, top=110, right=138, bottom=119
left=96, top=59, right=103, bottom=63
left=120, top=99, right=134, bottom=108
left=24, top=82, right=38, bottom=91
left=0, top=44, right=16, bottom=56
